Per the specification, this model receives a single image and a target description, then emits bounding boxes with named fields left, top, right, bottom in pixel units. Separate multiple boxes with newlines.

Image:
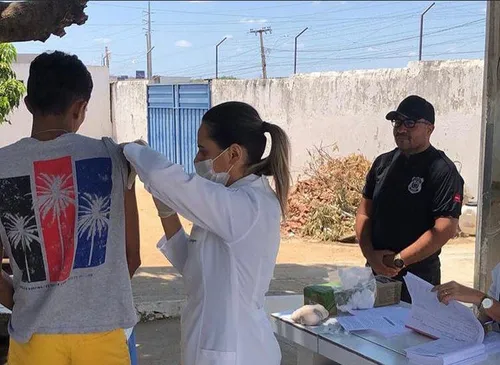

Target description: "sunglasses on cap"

left=391, top=119, right=430, bottom=129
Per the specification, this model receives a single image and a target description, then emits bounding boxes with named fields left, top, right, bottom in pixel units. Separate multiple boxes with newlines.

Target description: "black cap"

left=385, top=95, right=435, bottom=124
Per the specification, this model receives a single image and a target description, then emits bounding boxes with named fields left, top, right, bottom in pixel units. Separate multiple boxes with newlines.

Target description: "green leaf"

left=0, top=43, right=25, bottom=125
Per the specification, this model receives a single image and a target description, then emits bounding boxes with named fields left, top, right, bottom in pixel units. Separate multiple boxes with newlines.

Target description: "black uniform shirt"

left=363, top=146, right=464, bottom=269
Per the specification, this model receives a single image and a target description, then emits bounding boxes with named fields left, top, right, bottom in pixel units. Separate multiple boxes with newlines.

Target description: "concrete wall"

left=0, top=63, right=112, bottom=147
left=211, top=60, right=484, bottom=200
left=110, top=80, right=149, bottom=144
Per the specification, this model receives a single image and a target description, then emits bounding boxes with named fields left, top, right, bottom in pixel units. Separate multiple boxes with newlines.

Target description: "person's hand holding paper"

left=404, top=272, right=484, bottom=344
left=432, top=281, right=485, bottom=306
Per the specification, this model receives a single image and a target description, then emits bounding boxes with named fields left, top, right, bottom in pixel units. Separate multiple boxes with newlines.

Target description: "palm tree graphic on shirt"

left=37, top=173, right=75, bottom=266
left=4, top=213, right=40, bottom=282
left=77, top=193, right=111, bottom=266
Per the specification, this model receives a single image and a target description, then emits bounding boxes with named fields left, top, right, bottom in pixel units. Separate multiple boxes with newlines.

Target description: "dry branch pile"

left=283, top=146, right=371, bottom=242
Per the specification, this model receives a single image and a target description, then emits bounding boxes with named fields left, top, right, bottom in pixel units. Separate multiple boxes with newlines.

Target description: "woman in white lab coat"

left=433, top=264, right=500, bottom=322
left=123, top=101, right=291, bottom=365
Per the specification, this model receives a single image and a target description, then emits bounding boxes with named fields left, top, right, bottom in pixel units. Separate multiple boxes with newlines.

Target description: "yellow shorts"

left=8, top=329, right=130, bottom=365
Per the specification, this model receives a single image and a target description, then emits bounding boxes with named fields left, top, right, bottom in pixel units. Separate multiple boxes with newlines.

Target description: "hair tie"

left=261, top=121, right=269, bottom=133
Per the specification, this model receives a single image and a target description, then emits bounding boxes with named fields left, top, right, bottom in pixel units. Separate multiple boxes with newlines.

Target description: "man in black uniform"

left=355, top=95, right=464, bottom=303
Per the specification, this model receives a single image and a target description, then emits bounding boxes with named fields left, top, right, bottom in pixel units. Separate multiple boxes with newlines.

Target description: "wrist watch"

left=480, top=296, right=494, bottom=311
left=393, top=253, right=405, bottom=269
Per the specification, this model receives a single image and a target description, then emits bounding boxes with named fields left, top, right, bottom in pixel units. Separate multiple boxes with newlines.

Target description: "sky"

left=14, top=0, right=488, bottom=79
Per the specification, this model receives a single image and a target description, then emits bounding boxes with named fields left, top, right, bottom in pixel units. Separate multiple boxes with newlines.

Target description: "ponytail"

left=249, top=122, right=291, bottom=218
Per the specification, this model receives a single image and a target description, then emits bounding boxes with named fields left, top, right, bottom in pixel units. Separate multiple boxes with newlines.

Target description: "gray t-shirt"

left=0, top=133, right=137, bottom=343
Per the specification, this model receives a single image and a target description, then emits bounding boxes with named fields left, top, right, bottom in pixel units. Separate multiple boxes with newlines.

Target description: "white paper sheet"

left=407, top=354, right=488, bottom=365
left=348, top=305, right=409, bottom=318
left=336, top=315, right=392, bottom=332
left=348, top=305, right=412, bottom=337
left=405, top=338, right=485, bottom=365
left=404, top=273, right=484, bottom=344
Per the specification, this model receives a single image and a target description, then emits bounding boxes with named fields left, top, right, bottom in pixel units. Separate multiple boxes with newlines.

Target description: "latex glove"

left=119, top=139, right=149, bottom=189
left=123, top=143, right=175, bottom=181
left=153, top=196, right=175, bottom=219
left=291, top=304, right=329, bottom=326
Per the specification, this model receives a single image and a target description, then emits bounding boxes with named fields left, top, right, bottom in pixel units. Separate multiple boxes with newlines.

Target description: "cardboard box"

left=303, top=282, right=341, bottom=316
left=374, top=276, right=402, bottom=307
left=303, top=276, right=401, bottom=316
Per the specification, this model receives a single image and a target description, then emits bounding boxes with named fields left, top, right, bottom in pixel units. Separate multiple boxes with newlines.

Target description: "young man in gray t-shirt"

left=0, top=51, right=140, bottom=365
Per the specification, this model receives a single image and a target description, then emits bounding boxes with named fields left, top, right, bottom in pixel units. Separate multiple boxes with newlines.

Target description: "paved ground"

left=135, top=319, right=297, bottom=365
left=131, top=185, right=477, bottom=363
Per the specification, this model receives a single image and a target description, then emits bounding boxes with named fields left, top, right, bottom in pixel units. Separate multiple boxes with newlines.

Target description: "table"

left=271, top=305, right=500, bottom=365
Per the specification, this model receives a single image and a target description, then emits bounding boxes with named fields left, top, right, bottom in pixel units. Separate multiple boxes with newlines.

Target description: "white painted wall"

left=211, top=60, right=484, bottom=201
left=110, top=80, right=149, bottom=143
left=0, top=63, right=112, bottom=147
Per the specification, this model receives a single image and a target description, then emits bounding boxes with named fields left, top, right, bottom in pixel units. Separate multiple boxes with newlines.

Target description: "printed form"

left=403, top=272, right=484, bottom=344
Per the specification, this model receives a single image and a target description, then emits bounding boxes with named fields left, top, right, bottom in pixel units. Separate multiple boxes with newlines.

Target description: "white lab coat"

left=124, top=144, right=282, bottom=365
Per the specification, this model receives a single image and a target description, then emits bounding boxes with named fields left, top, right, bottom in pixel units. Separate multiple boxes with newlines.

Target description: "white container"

left=459, top=202, right=477, bottom=236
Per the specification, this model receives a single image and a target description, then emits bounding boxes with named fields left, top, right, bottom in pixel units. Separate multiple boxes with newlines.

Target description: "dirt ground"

left=135, top=185, right=476, bottom=286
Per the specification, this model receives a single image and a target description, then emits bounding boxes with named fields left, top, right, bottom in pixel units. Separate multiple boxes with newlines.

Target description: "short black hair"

left=26, top=51, right=93, bottom=116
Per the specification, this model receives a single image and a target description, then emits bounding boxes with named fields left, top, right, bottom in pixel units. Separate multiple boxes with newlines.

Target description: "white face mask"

left=194, top=148, right=234, bottom=185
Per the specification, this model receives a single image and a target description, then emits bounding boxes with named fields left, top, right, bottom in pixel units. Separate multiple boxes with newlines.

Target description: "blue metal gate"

left=147, top=83, right=211, bottom=174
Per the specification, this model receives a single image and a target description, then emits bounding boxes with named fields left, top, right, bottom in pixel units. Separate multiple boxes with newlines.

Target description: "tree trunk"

left=0, top=0, right=89, bottom=43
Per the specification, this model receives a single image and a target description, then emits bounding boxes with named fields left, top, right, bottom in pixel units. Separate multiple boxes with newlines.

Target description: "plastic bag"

left=335, top=267, right=376, bottom=312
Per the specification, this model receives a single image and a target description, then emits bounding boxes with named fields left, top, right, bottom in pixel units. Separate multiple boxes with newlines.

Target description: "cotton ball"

left=337, top=289, right=375, bottom=312
left=291, top=304, right=329, bottom=326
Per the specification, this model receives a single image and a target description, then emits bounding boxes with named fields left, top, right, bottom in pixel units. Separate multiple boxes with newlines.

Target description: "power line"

left=91, top=1, right=406, bottom=20
left=268, top=18, right=485, bottom=54
left=154, top=48, right=257, bottom=76
left=98, top=1, right=486, bottom=79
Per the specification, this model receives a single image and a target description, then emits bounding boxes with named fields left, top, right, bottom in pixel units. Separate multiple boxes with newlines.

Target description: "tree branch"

left=0, top=0, right=89, bottom=43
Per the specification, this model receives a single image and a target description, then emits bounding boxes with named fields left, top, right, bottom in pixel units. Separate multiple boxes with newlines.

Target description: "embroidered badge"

left=408, top=177, right=424, bottom=194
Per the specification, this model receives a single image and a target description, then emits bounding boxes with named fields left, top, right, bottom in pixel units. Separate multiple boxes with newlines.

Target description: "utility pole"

left=475, top=1, right=500, bottom=294
left=104, top=46, right=110, bottom=68
left=294, top=27, right=308, bottom=74
left=145, top=1, right=153, bottom=80
left=419, top=2, right=435, bottom=61
left=215, top=37, right=227, bottom=79
left=250, top=26, right=272, bottom=79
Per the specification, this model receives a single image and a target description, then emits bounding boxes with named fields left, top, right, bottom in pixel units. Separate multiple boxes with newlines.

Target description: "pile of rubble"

left=282, top=147, right=371, bottom=242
